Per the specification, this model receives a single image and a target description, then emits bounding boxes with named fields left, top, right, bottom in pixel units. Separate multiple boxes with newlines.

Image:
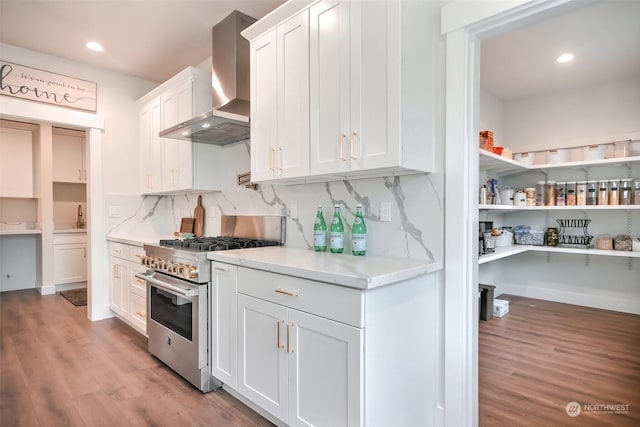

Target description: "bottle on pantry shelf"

left=566, top=182, right=576, bottom=206
left=313, top=205, right=327, bottom=252
left=609, top=180, right=619, bottom=205
left=536, top=181, right=546, bottom=206
left=620, top=179, right=632, bottom=205
left=329, top=205, right=344, bottom=254
left=597, top=181, right=608, bottom=206
left=576, top=181, right=587, bottom=206
left=545, top=180, right=556, bottom=206
left=555, top=182, right=565, bottom=206
left=546, top=227, right=559, bottom=247
left=480, top=185, right=488, bottom=204
left=586, top=180, right=597, bottom=206
left=351, top=204, right=367, bottom=256
left=633, top=178, right=640, bottom=205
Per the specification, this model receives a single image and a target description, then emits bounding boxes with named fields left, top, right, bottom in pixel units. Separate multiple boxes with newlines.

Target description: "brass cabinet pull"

left=339, top=133, right=346, bottom=161
left=275, top=288, right=299, bottom=297
left=135, top=311, right=145, bottom=318
left=277, top=319, right=285, bottom=349
left=350, top=131, right=357, bottom=159
left=135, top=278, right=146, bottom=285
left=214, top=266, right=229, bottom=272
left=287, top=322, right=294, bottom=353
left=276, top=146, right=282, bottom=170
left=78, top=169, right=82, bottom=181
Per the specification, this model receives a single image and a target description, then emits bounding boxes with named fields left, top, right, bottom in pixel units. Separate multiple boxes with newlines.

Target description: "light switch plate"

left=381, top=202, right=391, bottom=222
left=289, top=204, right=298, bottom=220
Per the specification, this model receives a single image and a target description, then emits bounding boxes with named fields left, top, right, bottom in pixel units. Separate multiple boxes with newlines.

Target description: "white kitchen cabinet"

left=109, top=241, right=146, bottom=334
left=244, top=0, right=436, bottom=183
left=250, top=11, right=310, bottom=182
left=52, top=128, right=86, bottom=183
left=138, top=67, right=223, bottom=195
left=210, top=262, right=238, bottom=389
left=0, top=125, right=34, bottom=198
left=53, top=233, right=87, bottom=285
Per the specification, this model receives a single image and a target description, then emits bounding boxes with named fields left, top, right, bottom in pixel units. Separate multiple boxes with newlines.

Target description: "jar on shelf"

left=608, top=179, right=619, bottom=205
left=546, top=227, right=559, bottom=247
left=586, top=180, right=598, bottom=206
left=597, top=180, right=609, bottom=205
left=566, top=182, right=577, bottom=206
left=555, top=182, right=566, bottom=206
left=576, top=181, right=587, bottom=206
left=545, top=180, right=556, bottom=206
left=620, top=179, right=632, bottom=205
left=536, top=181, right=546, bottom=206
left=613, top=140, right=630, bottom=158
left=633, top=178, right=640, bottom=205
left=525, top=187, right=537, bottom=206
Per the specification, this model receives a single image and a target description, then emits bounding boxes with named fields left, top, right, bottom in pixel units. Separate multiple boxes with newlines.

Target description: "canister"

left=586, top=180, right=597, bottom=206
left=566, top=182, right=577, bottom=206
left=633, top=178, right=640, bottom=205
left=545, top=180, right=556, bottom=206
left=546, top=227, right=559, bottom=247
left=613, top=140, right=630, bottom=158
left=499, top=187, right=515, bottom=205
left=525, top=187, right=537, bottom=207
left=576, top=181, right=587, bottom=206
left=514, top=190, right=527, bottom=207
left=555, top=182, right=565, bottom=206
left=597, top=180, right=608, bottom=205
left=609, top=179, right=619, bottom=205
left=536, top=181, right=546, bottom=206
left=620, top=179, right=632, bottom=205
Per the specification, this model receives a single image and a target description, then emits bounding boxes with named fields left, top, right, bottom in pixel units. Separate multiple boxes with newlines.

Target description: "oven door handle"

left=134, top=272, right=199, bottom=297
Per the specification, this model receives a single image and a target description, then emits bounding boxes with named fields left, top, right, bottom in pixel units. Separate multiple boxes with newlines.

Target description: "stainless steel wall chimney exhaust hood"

left=160, top=11, right=256, bottom=145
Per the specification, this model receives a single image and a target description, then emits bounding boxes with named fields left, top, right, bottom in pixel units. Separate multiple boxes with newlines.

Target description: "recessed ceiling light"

left=86, top=41, right=104, bottom=52
left=202, top=123, right=211, bottom=129
left=556, top=53, right=574, bottom=63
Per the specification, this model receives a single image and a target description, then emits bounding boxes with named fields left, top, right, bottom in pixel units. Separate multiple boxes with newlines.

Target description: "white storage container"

left=583, top=145, right=606, bottom=161
left=547, top=148, right=568, bottom=164
left=514, top=152, right=534, bottom=165
left=493, top=299, right=509, bottom=317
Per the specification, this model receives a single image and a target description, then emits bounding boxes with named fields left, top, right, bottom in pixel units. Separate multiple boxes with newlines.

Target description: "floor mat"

left=59, top=288, right=87, bottom=306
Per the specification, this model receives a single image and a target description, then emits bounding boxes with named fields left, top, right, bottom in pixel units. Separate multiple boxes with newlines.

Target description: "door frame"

left=441, top=0, right=585, bottom=425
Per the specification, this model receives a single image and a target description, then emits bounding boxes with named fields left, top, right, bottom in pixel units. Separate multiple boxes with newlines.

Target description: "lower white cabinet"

left=109, top=242, right=146, bottom=335
left=210, top=262, right=238, bottom=389
left=53, top=233, right=87, bottom=285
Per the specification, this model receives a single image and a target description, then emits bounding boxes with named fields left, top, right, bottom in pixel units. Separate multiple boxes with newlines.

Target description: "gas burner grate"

left=159, top=236, right=280, bottom=252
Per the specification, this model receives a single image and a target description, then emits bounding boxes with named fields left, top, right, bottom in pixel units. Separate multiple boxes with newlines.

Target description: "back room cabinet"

left=52, top=129, right=86, bottom=183
left=0, top=125, right=34, bottom=197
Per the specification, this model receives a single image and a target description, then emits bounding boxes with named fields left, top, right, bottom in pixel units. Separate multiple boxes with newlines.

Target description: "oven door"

left=135, top=271, right=208, bottom=378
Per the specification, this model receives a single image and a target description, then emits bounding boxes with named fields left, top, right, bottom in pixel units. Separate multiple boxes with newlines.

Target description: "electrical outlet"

left=381, top=202, right=391, bottom=222
left=108, top=205, right=121, bottom=218
left=290, top=204, right=298, bottom=220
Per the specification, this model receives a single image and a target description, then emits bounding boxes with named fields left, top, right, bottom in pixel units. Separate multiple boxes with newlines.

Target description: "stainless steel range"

left=135, top=215, right=284, bottom=392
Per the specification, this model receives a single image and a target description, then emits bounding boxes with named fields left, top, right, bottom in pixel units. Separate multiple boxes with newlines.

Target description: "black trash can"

left=479, top=284, right=495, bottom=321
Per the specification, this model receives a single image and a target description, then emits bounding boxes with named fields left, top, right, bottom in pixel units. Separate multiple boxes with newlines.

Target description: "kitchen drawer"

left=130, top=263, right=147, bottom=297
left=53, top=234, right=87, bottom=245
left=237, top=267, right=363, bottom=328
left=129, top=245, right=145, bottom=264
left=110, top=242, right=129, bottom=259
left=129, top=293, right=147, bottom=333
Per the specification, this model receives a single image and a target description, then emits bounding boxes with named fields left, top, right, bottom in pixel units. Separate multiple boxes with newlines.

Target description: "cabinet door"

left=139, top=99, right=162, bottom=193
left=350, top=0, right=401, bottom=171
left=277, top=10, right=310, bottom=179
left=161, top=80, right=194, bottom=191
left=53, top=244, right=87, bottom=284
left=109, top=258, right=128, bottom=318
left=211, top=262, right=238, bottom=389
left=0, top=126, right=34, bottom=197
left=52, top=131, right=85, bottom=183
left=250, top=30, right=278, bottom=182
left=309, top=0, right=351, bottom=175
left=288, top=309, right=362, bottom=427
left=237, top=294, right=288, bottom=422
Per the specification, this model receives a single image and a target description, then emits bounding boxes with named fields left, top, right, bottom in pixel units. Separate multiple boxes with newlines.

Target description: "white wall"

left=0, top=43, right=158, bottom=195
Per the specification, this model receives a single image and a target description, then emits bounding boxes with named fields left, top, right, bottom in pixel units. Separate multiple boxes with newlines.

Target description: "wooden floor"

left=0, top=289, right=273, bottom=427
left=480, top=294, right=640, bottom=427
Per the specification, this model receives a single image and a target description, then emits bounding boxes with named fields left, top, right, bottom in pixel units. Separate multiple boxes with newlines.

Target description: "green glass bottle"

left=313, top=205, right=327, bottom=252
left=329, top=205, right=344, bottom=253
left=351, top=204, right=367, bottom=256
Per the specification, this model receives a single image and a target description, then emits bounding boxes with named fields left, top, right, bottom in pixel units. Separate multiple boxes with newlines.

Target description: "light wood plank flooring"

left=480, top=294, right=640, bottom=427
left=0, top=289, right=273, bottom=427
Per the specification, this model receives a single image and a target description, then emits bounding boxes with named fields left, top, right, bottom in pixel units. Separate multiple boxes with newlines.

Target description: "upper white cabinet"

left=0, top=125, right=34, bottom=197
left=52, top=128, right=86, bottom=183
left=138, top=67, right=223, bottom=194
left=250, top=10, right=310, bottom=182
left=243, top=0, right=438, bottom=183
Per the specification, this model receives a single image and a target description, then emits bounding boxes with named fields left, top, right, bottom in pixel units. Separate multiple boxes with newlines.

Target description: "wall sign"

left=0, top=60, right=97, bottom=112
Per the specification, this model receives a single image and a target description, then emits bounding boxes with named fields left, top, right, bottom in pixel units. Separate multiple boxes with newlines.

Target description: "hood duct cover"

left=159, top=10, right=256, bottom=145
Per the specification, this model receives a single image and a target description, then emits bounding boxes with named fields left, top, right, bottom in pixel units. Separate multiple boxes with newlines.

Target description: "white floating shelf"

left=479, top=204, right=640, bottom=212
left=479, top=244, right=640, bottom=264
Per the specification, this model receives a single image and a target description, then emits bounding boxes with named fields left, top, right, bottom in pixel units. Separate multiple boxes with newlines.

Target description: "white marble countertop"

left=208, top=247, right=442, bottom=290
left=0, top=229, right=41, bottom=236
left=106, top=234, right=163, bottom=247
left=54, top=228, right=86, bottom=234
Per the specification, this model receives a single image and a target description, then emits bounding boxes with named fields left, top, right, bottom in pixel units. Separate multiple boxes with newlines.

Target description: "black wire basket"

left=556, top=219, right=593, bottom=248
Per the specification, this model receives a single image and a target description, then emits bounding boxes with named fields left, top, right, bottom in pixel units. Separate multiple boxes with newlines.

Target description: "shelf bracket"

left=585, top=253, right=590, bottom=267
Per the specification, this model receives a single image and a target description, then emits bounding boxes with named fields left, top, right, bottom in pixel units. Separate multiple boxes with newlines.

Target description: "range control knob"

left=182, top=265, right=198, bottom=280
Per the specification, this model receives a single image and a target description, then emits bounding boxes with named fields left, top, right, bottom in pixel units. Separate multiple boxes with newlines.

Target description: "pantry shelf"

left=478, top=244, right=640, bottom=264
left=479, top=204, right=640, bottom=212
left=479, top=149, right=640, bottom=177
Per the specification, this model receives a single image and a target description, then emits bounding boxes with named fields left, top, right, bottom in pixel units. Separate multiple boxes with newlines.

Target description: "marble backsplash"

left=106, top=141, right=443, bottom=261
